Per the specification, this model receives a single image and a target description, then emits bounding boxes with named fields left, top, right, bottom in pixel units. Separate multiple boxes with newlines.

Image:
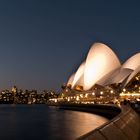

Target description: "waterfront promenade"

left=58, top=103, right=140, bottom=140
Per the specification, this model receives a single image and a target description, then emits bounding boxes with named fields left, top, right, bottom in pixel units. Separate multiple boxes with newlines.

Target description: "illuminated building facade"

left=64, top=43, right=140, bottom=103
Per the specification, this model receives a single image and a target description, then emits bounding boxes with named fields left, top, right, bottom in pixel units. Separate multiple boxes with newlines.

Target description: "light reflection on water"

left=0, top=105, right=108, bottom=140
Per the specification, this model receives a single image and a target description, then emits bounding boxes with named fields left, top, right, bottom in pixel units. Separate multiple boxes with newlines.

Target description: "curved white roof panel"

left=74, top=74, right=84, bottom=88
left=122, top=53, right=140, bottom=70
left=67, top=73, right=75, bottom=85
left=84, top=43, right=121, bottom=90
left=72, top=62, right=85, bottom=88
left=123, top=65, right=140, bottom=87
left=97, top=68, right=133, bottom=86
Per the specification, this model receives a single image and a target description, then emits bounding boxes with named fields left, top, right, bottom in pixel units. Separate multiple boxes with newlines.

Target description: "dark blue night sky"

left=0, top=0, right=140, bottom=91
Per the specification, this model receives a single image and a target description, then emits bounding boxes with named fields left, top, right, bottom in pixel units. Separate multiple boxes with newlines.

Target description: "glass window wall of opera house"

left=59, top=43, right=140, bottom=106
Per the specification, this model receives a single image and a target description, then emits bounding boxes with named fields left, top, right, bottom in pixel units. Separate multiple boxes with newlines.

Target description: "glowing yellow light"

left=100, top=91, right=103, bottom=95
left=67, top=97, right=70, bottom=102
left=110, top=90, right=114, bottom=94
left=85, top=93, right=88, bottom=98
left=49, top=98, right=57, bottom=103
left=65, top=89, right=69, bottom=92
left=123, top=88, right=126, bottom=92
left=76, top=96, right=79, bottom=101
left=75, top=85, right=83, bottom=91
left=135, top=85, right=138, bottom=88
left=136, top=77, right=139, bottom=80
left=92, top=92, right=95, bottom=96
left=120, top=93, right=140, bottom=96
left=54, top=99, right=57, bottom=103
left=100, top=96, right=103, bottom=99
left=80, top=94, right=83, bottom=98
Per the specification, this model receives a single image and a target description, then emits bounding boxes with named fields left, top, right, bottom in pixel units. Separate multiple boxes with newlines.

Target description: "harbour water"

left=0, top=105, right=108, bottom=140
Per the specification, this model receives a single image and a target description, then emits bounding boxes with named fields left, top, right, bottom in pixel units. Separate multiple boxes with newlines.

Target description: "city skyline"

left=0, top=1, right=140, bottom=91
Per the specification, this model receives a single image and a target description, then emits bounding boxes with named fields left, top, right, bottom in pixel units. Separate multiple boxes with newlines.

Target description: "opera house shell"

left=67, top=43, right=140, bottom=91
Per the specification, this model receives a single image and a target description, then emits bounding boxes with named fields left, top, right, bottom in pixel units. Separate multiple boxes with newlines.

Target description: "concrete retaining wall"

left=77, top=105, right=140, bottom=140
left=59, top=104, right=140, bottom=140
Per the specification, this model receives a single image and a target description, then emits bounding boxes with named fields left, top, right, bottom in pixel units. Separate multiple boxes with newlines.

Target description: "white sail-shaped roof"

left=84, top=43, right=121, bottom=90
left=67, top=73, right=75, bottom=85
left=122, top=53, right=140, bottom=70
left=97, top=68, right=133, bottom=86
left=123, top=65, right=140, bottom=87
left=72, top=62, right=85, bottom=88
left=74, top=74, right=84, bottom=88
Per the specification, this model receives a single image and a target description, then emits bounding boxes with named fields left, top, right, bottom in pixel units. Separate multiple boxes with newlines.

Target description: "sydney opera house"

left=63, top=43, right=140, bottom=102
